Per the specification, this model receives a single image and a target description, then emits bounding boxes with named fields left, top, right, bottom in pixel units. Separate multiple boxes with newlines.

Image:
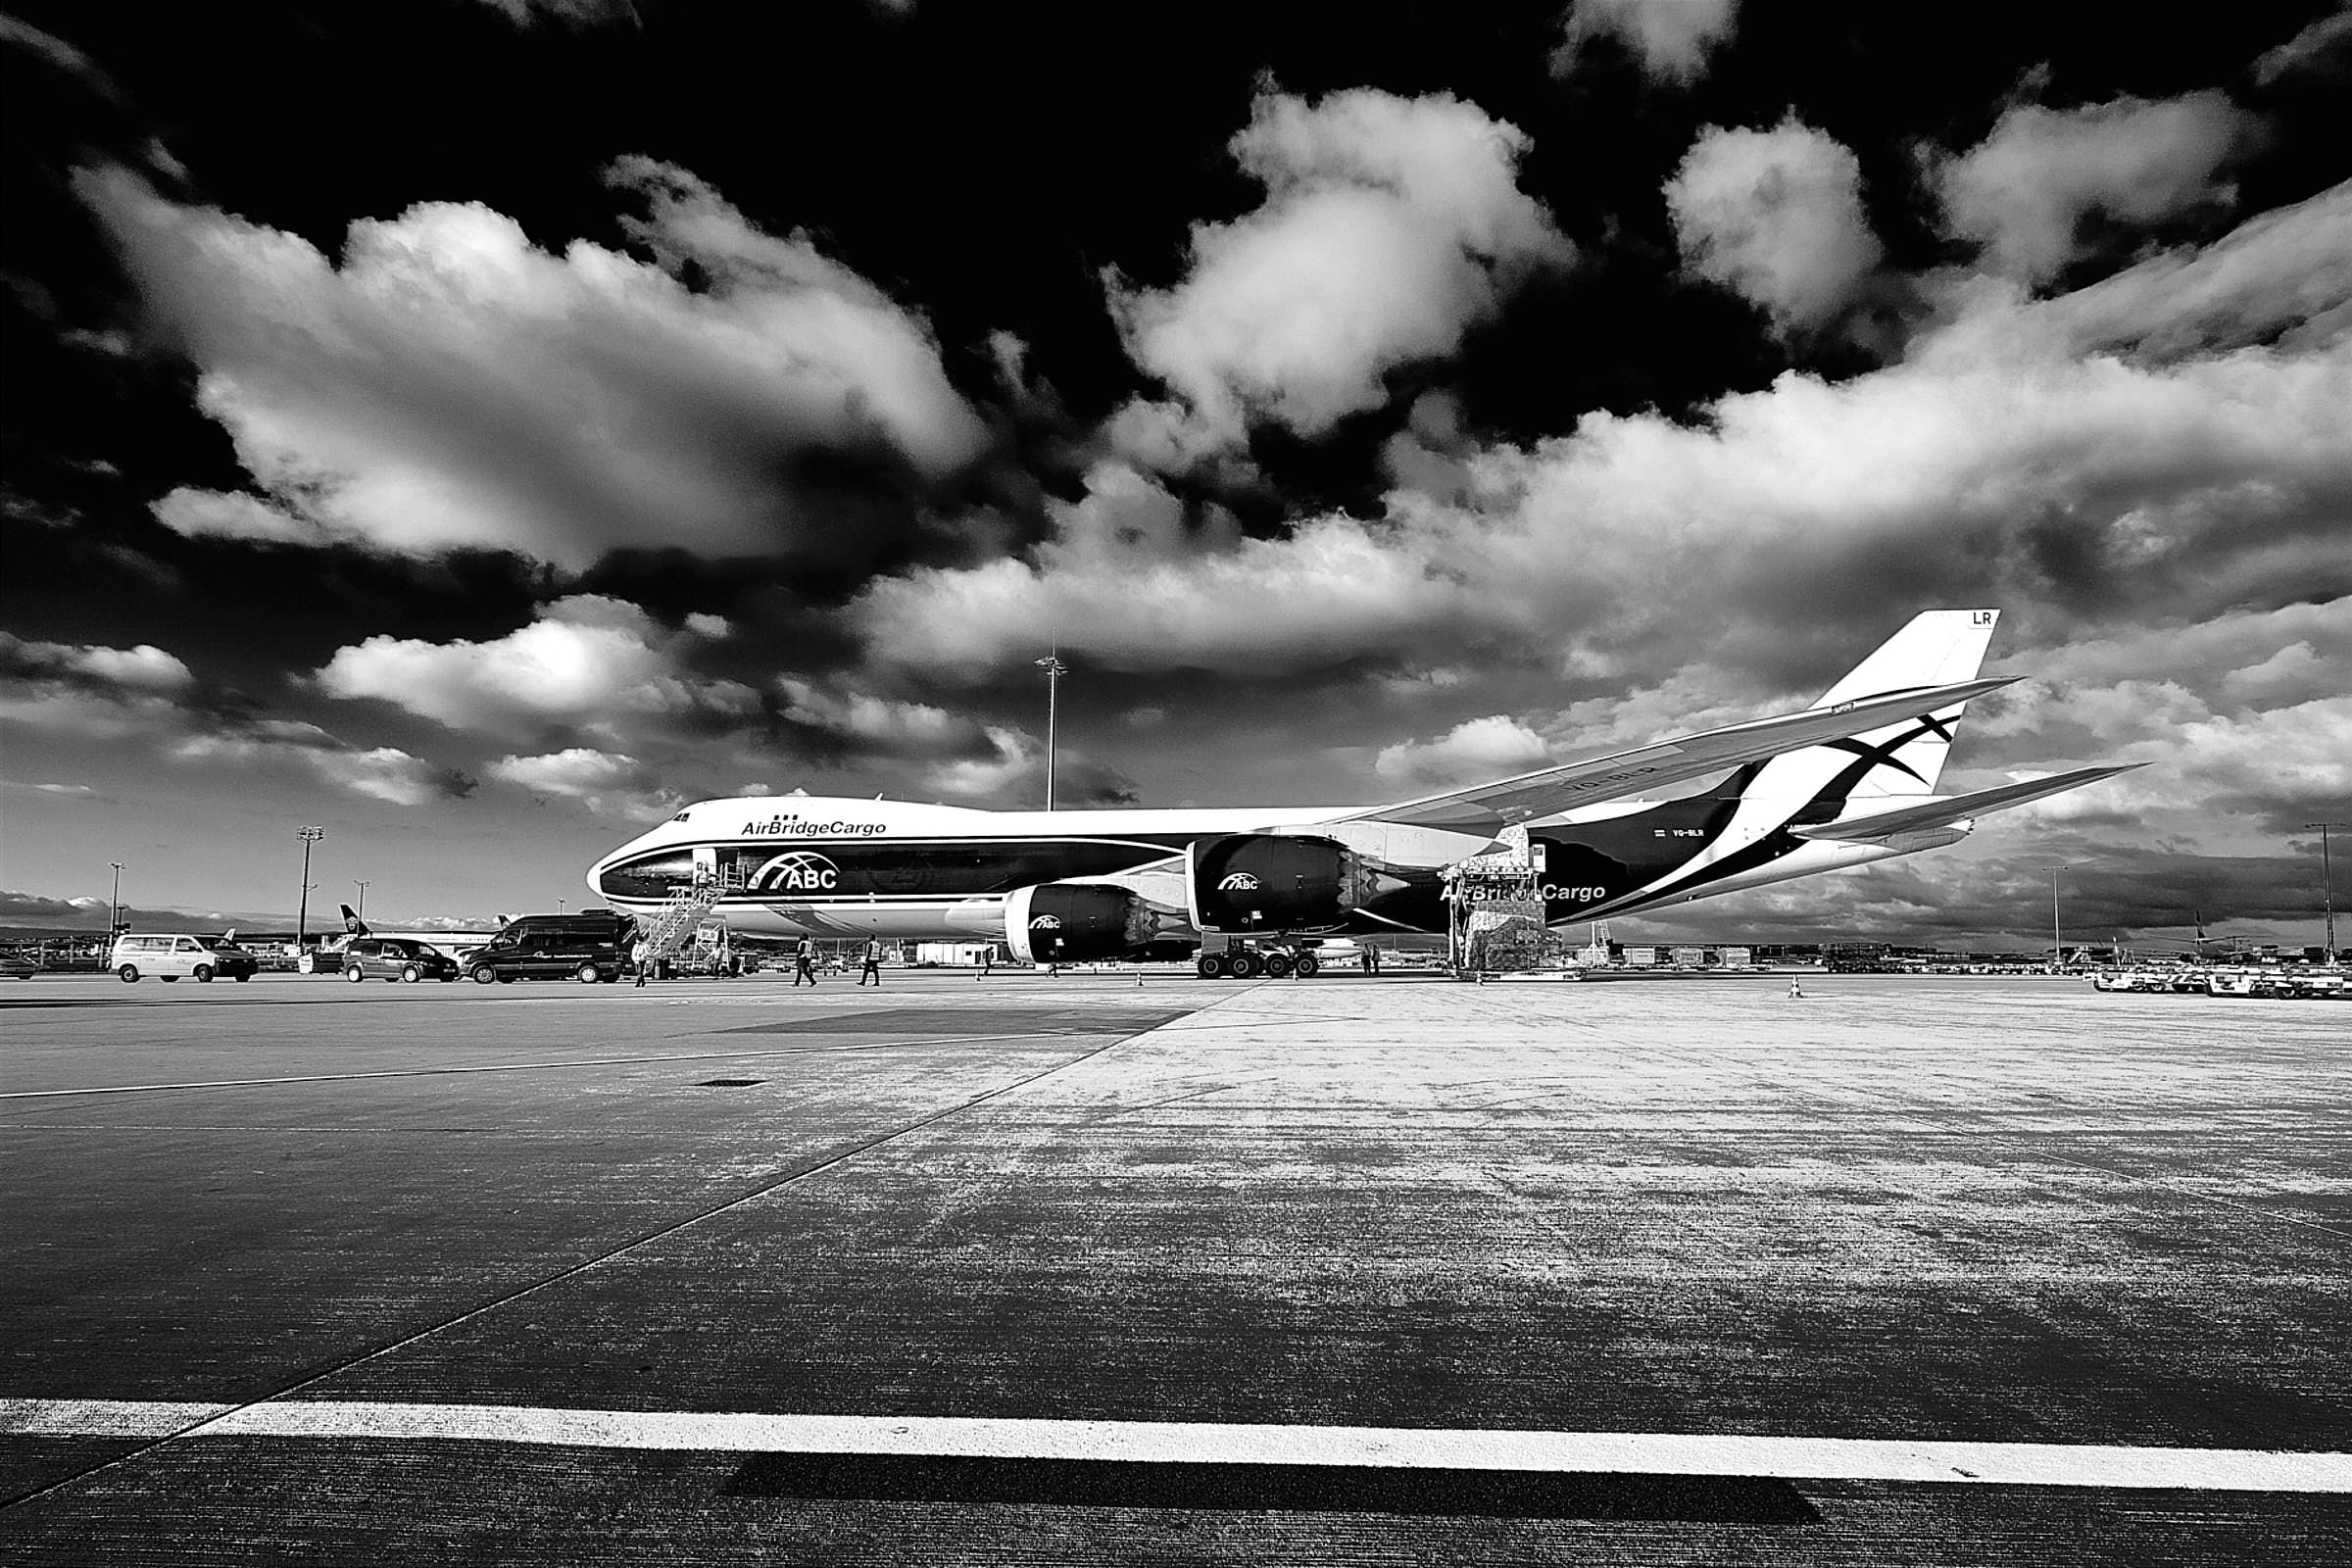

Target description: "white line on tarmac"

left=0, top=1030, right=1089, bottom=1100
left=3, top=1399, right=2344, bottom=1493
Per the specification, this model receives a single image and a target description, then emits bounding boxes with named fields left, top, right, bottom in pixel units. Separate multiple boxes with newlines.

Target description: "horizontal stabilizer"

left=1791, top=764, right=2144, bottom=842
left=1350, top=675, right=2020, bottom=836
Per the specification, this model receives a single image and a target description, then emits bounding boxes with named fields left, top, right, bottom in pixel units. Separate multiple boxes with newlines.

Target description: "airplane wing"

left=1340, top=676, right=2020, bottom=836
left=1789, top=763, right=2143, bottom=842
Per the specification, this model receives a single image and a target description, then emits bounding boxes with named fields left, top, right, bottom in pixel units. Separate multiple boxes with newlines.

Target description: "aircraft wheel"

left=471, top=965, right=497, bottom=985
left=194, top=965, right=215, bottom=983
left=1261, top=952, right=1293, bottom=978
left=1229, top=952, right=1260, bottom=979
left=401, top=965, right=422, bottom=984
left=345, top=966, right=366, bottom=983
left=576, top=962, right=602, bottom=984
left=1294, top=953, right=1319, bottom=978
left=118, top=965, right=139, bottom=983
left=1196, top=954, right=1224, bottom=979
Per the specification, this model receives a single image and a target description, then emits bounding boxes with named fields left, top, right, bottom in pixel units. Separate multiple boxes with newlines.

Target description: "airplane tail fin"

left=1732, top=610, right=2002, bottom=804
left=340, top=903, right=370, bottom=937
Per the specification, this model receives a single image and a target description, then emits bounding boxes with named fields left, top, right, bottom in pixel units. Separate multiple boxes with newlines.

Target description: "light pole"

left=352, top=879, right=369, bottom=925
left=2050, top=864, right=2070, bottom=970
left=295, top=827, right=323, bottom=953
left=1035, top=651, right=1067, bottom=811
left=109, top=861, right=124, bottom=937
left=2305, top=822, right=2345, bottom=957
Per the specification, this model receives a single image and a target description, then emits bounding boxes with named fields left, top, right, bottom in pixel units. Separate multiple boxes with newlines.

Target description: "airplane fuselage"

left=586, top=790, right=1941, bottom=945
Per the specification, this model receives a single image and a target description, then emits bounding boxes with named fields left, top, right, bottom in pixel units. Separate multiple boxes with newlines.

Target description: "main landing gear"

left=1196, top=942, right=1321, bottom=980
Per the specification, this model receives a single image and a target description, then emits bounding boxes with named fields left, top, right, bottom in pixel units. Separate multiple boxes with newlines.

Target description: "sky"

left=3, top=0, right=2349, bottom=947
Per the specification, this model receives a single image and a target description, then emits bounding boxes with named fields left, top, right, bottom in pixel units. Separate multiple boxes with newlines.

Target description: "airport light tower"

left=2049, top=864, right=2070, bottom=970
left=1035, top=651, right=1067, bottom=811
left=352, top=879, right=369, bottom=925
left=2306, top=821, right=2345, bottom=957
left=294, top=827, right=323, bottom=952
left=109, top=860, right=124, bottom=937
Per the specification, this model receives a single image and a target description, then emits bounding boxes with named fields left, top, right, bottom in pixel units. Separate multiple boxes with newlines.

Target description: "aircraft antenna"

left=1036, top=649, right=1067, bottom=811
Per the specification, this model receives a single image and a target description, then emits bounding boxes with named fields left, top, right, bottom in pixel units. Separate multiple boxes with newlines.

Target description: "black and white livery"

left=587, top=611, right=2133, bottom=964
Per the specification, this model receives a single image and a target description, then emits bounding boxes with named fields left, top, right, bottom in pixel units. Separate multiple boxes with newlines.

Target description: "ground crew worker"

left=858, top=936, right=884, bottom=987
left=794, top=935, right=816, bottom=986
left=631, top=940, right=650, bottom=988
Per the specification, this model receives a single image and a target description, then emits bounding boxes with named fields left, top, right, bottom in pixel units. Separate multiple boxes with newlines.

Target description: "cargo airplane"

left=587, top=611, right=2134, bottom=976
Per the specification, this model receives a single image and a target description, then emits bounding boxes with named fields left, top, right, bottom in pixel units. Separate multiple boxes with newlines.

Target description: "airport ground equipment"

left=632, top=862, right=744, bottom=972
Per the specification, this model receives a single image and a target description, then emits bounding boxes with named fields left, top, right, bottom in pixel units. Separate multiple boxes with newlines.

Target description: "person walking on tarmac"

left=858, top=935, right=884, bottom=986
left=793, top=935, right=817, bottom=986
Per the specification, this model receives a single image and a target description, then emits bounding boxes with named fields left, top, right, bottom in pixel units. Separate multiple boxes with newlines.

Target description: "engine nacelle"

left=1005, top=882, right=1166, bottom=964
left=1189, top=834, right=1376, bottom=933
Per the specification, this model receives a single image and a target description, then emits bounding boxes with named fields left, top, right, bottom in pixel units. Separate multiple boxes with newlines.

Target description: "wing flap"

left=1791, top=764, right=2144, bottom=842
left=1344, top=675, right=2020, bottom=835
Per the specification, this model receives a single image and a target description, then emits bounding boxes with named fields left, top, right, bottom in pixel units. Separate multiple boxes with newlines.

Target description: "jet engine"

left=1005, top=882, right=1167, bottom=964
left=1189, top=834, right=1386, bottom=932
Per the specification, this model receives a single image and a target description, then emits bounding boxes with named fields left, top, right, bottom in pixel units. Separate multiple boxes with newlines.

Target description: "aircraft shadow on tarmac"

left=723, top=1453, right=1819, bottom=1522
left=720, top=1006, right=1188, bottom=1036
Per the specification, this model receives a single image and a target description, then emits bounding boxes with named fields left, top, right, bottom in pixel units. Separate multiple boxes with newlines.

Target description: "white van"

left=111, top=933, right=260, bottom=983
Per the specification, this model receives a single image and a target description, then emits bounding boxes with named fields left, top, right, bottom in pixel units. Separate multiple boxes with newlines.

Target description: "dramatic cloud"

left=1666, top=118, right=1884, bottom=334
left=78, top=159, right=988, bottom=569
left=311, top=595, right=758, bottom=738
left=2253, top=5, right=2352, bottom=84
left=487, top=747, right=681, bottom=818
left=1374, top=715, right=1550, bottom=790
left=856, top=184, right=2352, bottom=687
left=1933, top=91, right=2265, bottom=283
left=1106, top=88, right=1572, bottom=455
left=1, top=633, right=469, bottom=805
left=175, top=722, right=474, bottom=806
left=469, top=0, right=642, bottom=28
left=1552, top=0, right=1740, bottom=85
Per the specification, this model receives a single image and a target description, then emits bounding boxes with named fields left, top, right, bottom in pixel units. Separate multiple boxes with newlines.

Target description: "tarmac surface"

left=3, top=967, right=2347, bottom=1563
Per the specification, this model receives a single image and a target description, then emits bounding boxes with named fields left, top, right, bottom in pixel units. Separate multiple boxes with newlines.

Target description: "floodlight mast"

left=2306, top=822, right=2345, bottom=956
left=1036, top=652, right=1067, bottom=811
left=2050, top=864, right=2070, bottom=970
left=295, top=827, right=324, bottom=952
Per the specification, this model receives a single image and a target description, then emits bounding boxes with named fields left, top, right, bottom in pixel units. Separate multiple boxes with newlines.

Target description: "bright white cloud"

left=78, top=159, right=988, bottom=569
left=1666, top=118, right=1883, bottom=334
left=174, top=720, right=468, bottom=806
left=1374, top=715, right=1550, bottom=789
left=1107, top=88, right=1572, bottom=451
left=1933, top=91, right=2264, bottom=283
left=152, top=487, right=328, bottom=546
left=488, top=747, right=682, bottom=818
left=310, top=595, right=759, bottom=737
left=853, top=185, right=2352, bottom=698
left=1553, top=0, right=1740, bottom=84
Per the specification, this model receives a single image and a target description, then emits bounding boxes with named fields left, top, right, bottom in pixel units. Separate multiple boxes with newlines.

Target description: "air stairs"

left=634, top=862, right=743, bottom=967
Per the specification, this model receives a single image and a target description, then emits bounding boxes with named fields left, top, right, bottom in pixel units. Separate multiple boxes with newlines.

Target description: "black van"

left=466, top=910, right=636, bottom=985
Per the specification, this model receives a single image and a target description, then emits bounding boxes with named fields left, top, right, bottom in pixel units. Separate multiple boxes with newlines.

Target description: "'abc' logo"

left=1217, top=872, right=1260, bottom=891
left=1029, top=913, right=1062, bottom=929
left=751, top=851, right=842, bottom=893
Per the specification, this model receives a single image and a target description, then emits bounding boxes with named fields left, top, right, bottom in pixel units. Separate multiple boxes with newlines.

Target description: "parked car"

left=341, top=936, right=462, bottom=984
left=464, top=911, right=636, bottom=985
left=112, top=932, right=261, bottom=983
left=0, top=951, right=42, bottom=979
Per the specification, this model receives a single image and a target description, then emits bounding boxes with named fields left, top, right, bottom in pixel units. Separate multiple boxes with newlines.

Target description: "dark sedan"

left=342, top=937, right=462, bottom=983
